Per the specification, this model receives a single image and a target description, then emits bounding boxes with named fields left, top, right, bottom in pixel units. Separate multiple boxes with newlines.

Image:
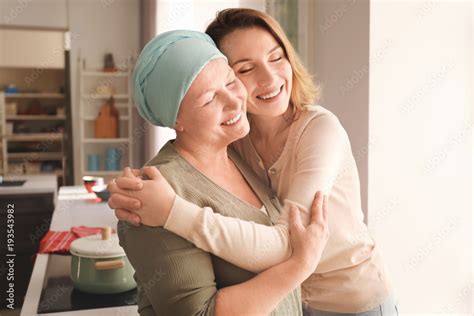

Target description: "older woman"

left=115, top=30, right=329, bottom=315
left=110, top=8, right=397, bottom=316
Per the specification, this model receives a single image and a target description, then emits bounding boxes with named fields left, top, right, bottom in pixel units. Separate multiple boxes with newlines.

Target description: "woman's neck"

left=248, top=107, right=293, bottom=143
left=173, top=138, right=233, bottom=175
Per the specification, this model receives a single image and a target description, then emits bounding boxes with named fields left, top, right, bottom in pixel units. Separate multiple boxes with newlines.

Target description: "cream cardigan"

left=164, top=106, right=392, bottom=312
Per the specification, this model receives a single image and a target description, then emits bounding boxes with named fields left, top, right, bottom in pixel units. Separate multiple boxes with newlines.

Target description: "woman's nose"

left=222, top=89, right=243, bottom=110
left=257, top=64, right=276, bottom=87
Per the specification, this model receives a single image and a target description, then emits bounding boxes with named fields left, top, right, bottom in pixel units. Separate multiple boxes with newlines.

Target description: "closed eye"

left=204, top=94, right=216, bottom=106
left=271, top=56, right=282, bottom=62
left=226, top=80, right=236, bottom=87
left=239, top=68, right=253, bottom=74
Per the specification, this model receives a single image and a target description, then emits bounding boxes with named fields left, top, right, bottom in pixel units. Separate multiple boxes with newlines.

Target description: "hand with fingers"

left=107, top=166, right=176, bottom=227
left=107, top=167, right=143, bottom=225
left=288, top=191, right=330, bottom=274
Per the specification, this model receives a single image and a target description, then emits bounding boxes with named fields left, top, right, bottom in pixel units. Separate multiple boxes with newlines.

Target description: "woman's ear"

left=175, top=120, right=184, bottom=132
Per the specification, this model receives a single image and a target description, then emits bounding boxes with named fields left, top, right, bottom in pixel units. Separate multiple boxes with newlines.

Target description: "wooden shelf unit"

left=78, top=58, right=134, bottom=183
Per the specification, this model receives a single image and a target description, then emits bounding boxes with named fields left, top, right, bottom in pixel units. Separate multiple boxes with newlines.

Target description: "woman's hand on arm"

left=107, top=167, right=143, bottom=226
left=108, top=166, right=176, bottom=227
left=214, top=191, right=329, bottom=315
left=288, top=191, right=329, bottom=272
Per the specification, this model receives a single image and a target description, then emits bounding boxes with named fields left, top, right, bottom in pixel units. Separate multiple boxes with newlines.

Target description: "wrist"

left=285, top=256, right=314, bottom=281
left=163, top=195, right=203, bottom=237
left=165, top=193, right=176, bottom=222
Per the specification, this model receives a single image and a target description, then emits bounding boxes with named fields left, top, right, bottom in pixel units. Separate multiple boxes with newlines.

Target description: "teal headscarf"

left=133, top=30, right=227, bottom=128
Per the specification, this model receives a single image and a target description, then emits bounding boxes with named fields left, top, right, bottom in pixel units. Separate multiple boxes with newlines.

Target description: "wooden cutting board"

left=95, top=97, right=119, bottom=138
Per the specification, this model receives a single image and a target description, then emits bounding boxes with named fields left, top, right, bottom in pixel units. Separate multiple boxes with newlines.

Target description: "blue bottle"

left=105, top=148, right=121, bottom=171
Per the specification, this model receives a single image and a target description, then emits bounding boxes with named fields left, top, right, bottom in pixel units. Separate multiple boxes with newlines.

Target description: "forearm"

left=214, top=257, right=308, bottom=316
left=165, top=195, right=291, bottom=272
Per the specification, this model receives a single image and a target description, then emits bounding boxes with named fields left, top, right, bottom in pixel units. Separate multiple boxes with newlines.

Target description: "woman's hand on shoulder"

left=288, top=191, right=329, bottom=274
left=108, top=166, right=176, bottom=227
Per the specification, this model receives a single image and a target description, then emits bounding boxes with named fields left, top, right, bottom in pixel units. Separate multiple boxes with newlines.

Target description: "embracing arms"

left=118, top=190, right=328, bottom=315
left=109, top=113, right=346, bottom=273
left=110, top=167, right=292, bottom=272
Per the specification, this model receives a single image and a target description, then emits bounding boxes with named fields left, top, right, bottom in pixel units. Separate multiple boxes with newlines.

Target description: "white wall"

left=369, top=1, right=472, bottom=314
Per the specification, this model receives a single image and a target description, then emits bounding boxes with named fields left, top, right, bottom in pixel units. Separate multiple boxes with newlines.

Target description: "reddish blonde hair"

left=205, top=8, right=321, bottom=115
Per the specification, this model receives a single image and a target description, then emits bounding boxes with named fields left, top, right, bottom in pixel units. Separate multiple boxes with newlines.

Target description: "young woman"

left=117, top=29, right=329, bottom=316
left=109, top=8, right=397, bottom=316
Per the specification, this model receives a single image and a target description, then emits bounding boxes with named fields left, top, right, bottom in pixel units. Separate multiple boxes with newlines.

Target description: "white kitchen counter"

left=0, top=174, right=57, bottom=195
left=21, top=186, right=138, bottom=316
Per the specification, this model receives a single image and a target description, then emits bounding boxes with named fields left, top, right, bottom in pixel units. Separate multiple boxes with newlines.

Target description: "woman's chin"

left=234, top=120, right=251, bottom=139
left=247, top=101, right=290, bottom=118
left=249, top=107, right=289, bottom=118
left=221, top=119, right=250, bottom=145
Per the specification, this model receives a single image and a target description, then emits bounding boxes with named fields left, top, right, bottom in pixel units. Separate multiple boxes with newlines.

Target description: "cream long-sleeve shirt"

left=164, top=106, right=392, bottom=313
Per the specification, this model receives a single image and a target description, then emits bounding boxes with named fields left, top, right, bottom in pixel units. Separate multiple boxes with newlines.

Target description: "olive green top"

left=118, top=141, right=302, bottom=316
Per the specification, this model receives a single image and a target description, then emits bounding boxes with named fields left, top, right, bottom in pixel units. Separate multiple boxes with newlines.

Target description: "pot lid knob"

left=101, top=226, right=112, bottom=240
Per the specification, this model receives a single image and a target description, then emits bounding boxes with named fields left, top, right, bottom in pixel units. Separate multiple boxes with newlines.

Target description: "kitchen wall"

left=0, top=0, right=141, bottom=184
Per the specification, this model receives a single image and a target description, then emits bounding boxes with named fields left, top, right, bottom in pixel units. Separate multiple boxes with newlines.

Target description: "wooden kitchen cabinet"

left=0, top=28, right=65, bottom=69
left=0, top=175, right=57, bottom=308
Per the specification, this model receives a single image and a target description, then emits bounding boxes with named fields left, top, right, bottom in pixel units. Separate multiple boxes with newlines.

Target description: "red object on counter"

left=84, top=182, right=95, bottom=193
left=39, top=226, right=117, bottom=254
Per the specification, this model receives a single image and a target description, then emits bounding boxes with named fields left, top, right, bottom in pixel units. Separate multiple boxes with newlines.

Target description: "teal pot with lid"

left=70, top=227, right=136, bottom=294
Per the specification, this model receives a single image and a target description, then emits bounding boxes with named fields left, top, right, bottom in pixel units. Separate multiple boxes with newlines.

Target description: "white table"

left=21, top=186, right=138, bottom=316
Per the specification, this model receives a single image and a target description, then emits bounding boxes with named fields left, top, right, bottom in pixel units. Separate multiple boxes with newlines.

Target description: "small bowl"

left=83, top=176, right=104, bottom=193
left=91, top=184, right=110, bottom=202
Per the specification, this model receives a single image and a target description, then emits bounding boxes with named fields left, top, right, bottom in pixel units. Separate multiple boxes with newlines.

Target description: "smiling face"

left=219, top=27, right=293, bottom=118
left=175, top=58, right=250, bottom=149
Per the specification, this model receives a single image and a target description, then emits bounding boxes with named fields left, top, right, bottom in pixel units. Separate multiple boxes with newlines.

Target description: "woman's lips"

left=256, top=85, right=283, bottom=101
left=222, top=111, right=243, bottom=126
